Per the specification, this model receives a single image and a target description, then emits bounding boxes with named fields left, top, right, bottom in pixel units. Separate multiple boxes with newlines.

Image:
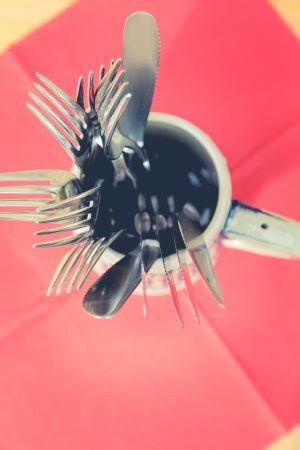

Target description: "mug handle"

left=221, top=200, right=300, bottom=259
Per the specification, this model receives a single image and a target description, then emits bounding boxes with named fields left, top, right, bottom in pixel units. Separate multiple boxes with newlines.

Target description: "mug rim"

left=73, top=112, right=233, bottom=248
left=90, top=112, right=232, bottom=295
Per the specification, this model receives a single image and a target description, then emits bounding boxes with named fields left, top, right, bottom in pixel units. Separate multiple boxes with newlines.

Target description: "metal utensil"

left=121, top=12, right=161, bottom=315
left=169, top=205, right=201, bottom=322
left=148, top=195, right=200, bottom=326
left=83, top=243, right=160, bottom=318
left=83, top=12, right=161, bottom=318
left=177, top=205, right=224, bottom=307
left=154, top=213, right=185, bottom=326
left=46, top=228, right=125, bottom=296
left=34, top=186, right=101, bottom=248
left=108, top=12, right=160, bottom=160
left=0, top=12, right=223, bottom=322
left=0, top=169, right=102, bottom=248
left=0, top=169, right=80, bottom=222
left=28, top=60, right=131, bottom=170
left=0, top=58, right=132, bottom=297
left=0, top=59, right=131, bottom=225
left=35, top=63, right=133, bottom=292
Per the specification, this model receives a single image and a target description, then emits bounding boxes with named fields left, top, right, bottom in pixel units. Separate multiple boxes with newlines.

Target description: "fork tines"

left=154, top=214, right=184, bottom=327
left=46, top=229, right=124, bottom=296
left=27, top=59, right=131, bottom=167
left=0, top=169, right=78, bottom=222
left=170, top=213, right=200, bottom=323
left=38, top=186, right=99, bottom=213
left=27, top=75, right=88, bottom=166
left=33, top=187, right=101, bottom=248
left=95, top=59, right=131, bottom=155
left=135, top=211, right=152, bottom=318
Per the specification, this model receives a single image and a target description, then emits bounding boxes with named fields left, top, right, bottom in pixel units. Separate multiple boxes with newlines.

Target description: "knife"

left=109, top=11, right=160, bottom=160
left=176, top=208, right=224, bottom=307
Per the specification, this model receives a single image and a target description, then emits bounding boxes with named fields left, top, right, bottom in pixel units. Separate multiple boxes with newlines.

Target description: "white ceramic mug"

left=95, top=113, right=300, bottom=294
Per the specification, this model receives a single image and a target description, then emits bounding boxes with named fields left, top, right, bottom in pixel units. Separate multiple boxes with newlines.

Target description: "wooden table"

left=0, top=0, right=299, bottom=54
left=270, top=0, right=300, bottom=37
left=0, top=0, right=75, bottom=53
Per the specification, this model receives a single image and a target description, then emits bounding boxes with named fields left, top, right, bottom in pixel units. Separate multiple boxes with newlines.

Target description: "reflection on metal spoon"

left=83, top=243, right=160, bottom=318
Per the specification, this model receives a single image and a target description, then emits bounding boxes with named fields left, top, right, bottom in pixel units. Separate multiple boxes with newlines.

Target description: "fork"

left=33, top=185, right=101, bottom=248
left=0, top=169, right=80, bottom=222
left=0, top=58, right=130, bottom=224
left=0, top=60, right=131, bottom=297
left=135, top=146, right=222, bottom=326
left=27, top=59, right=131, bottom=171
left=151, top=197, right=200, bottom=326
left=0, top=168, right=101, bottom=246
left=31, top=64, right=130, bottom=288
left=45, top=228, right=125, bottom=296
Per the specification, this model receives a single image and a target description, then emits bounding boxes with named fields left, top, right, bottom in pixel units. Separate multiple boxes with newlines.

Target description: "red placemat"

left=0, top=1, right=300, bottom=449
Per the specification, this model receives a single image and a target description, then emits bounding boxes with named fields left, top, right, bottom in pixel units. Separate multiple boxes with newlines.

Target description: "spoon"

left=83, top=243, right=160, bottom=317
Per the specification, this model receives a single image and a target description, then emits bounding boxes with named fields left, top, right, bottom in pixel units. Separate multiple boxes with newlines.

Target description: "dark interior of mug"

left=144, top=122, right=219, bottom=224
left=100, top=120, right=219, bottom=255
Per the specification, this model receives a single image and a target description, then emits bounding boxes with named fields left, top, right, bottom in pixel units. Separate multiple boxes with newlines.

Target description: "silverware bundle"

left=0, top=12, right=223, bottom=325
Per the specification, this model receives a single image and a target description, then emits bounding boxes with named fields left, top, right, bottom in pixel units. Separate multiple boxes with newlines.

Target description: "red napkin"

left=0, top=0, right=299, bottom=449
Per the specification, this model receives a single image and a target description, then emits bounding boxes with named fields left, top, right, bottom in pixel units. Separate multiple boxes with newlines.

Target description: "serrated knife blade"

left=118, top=11, right=160, bottom=151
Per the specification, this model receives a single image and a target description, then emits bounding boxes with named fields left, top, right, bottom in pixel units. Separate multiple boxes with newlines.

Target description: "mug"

left=95, top=112, right=300, bottom=294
